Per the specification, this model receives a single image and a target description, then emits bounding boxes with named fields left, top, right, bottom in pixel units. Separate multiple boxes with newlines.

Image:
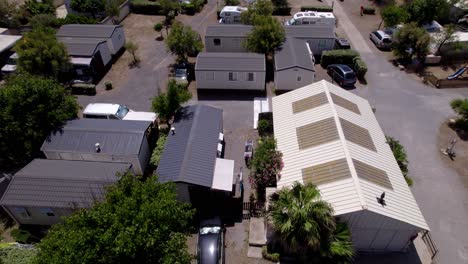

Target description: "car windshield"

left=200, top=226, right=221, bottom=235
left=288, top=18, right=295, bottom=25
left=175, top=69, right=187, bottom=78
left=345, top=72, right=356, bottom=79
left=383, top=38, right=392, bottom=43
left=116, top=105, right=130, bottom=119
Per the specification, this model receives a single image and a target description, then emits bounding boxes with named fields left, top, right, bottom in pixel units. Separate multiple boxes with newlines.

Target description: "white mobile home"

left=205, top=25, right=252, bottom=52
left=284, top=25, right=335, bottom=55
left=275, top=38, right=315, bottom=91
left=272, top=80, right=429, bottom=251
left=195, top=52, right=265, bottom=90
left=218, top=6, right=247, bottom=24
left=41, top=119, right=152, bottom=175
left=57, top=24, right=126, bottom=55
left=284, top=11, right=335, bottom=29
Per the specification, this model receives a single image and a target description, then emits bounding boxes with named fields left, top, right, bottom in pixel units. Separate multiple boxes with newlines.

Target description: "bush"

left=71, top=83, right=96, bottom=95
left=23, top=0, right=55, bottom=16
left=130, top=0, right=162, bottom=15
left=258, top=112, right=273, bottom=137
left=10, top=229, right=31, bottom=244
left=249, top=137, right=283, bottom=189
left=353, top=57, right=367, bottom=79
left=262, top=246, right=280, bottom=262
left=0, top=247, right=37, bottom=264
left=320, top=49, right=360, bottom=68
left=105, top=81, right=112, bottom=90
left=450, top=98, right=468, bottom=130
left=56, top=14, right=98, bottom=25
left=363, top=6, right=375, bottom=14
left=404, top=175, right=413, bottom=186
left=150, top=133, right=168, bottom=167
left=300, top=5, right=333, bottom=12
left=154, top=22, right=163, bottom=32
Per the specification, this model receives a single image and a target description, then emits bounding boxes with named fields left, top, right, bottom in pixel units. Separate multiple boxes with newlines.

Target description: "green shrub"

left=153, top=22, right=163, bottom=31
left=130, top=0, right=162, bottom=15
left=450, top=98, right=468, bottom=130
left=71, top=83, right=96, bottom=95
left=404, top=175, right=413, bottom=186
left=353, top=57, right=367, bottom=79
left=23, top=0, right=55, bottom=16
left=320, top=49, right=360, bottom=68
left=10, top=229, right=31, bottom=244
left=57, top=14, right=98, bottom=25
left=363, top=6, right=375, bottom=14
left=262, top=246, right=280, bottom=262
left=105, top=81, right=113, bottom=90
left=300, top=5, right=333, bottom=12
left=150, top=133, right=168, bottom=167
left=0, top=247, right=37, bottom=264
left=29, top=14, right=59, bottom=28
left=258, top=112, right=273, bottom=137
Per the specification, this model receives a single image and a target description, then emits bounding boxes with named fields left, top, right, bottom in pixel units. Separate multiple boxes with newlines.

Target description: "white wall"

left=196, top=70, right=265, bottom=90
left=4, top=206, right=74, bottom=225
left=274, top=67, right=314, bottom=91
left=108, top=27, right=126, bottom=54
left=205, top=36, right=248, bottom=52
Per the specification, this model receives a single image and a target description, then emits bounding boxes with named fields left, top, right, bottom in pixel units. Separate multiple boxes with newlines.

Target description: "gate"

left=242, top=202, right=266, bottom=219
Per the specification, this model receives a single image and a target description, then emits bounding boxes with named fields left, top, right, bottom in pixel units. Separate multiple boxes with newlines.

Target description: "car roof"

left=331, top=64, right=353, bottom=72
left=200, top=217, right=222, bottom=227
left=375, top=30, right=390, bottom=38
left=199, top=233, right=220, bottom=264
left=83, top=103, right=121, bottom=115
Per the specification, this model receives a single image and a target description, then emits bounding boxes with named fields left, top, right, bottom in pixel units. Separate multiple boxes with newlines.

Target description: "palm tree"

left=269, top=182, right=336, bottom=256
left=321, top=222, right=354, bottom=264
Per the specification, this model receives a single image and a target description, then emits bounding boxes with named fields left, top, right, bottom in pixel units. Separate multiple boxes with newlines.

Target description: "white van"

left=83, top=103, right=157, bottom=124
left=219, top=6, right=247, bottom=24
left=1, top=53, right=18, bottom=75
left=284, top=11, right=335, bottom=28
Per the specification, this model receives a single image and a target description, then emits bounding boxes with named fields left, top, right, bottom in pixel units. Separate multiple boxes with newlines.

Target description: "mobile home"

left=205, top=24, right=252, bottom=52
left=284, top=25, right=335, bottom=56
left=218, top=6, right=247, bottom=24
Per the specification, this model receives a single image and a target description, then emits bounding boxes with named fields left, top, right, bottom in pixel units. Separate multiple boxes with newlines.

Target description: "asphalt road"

left=327, top=0, right=468, bottom=263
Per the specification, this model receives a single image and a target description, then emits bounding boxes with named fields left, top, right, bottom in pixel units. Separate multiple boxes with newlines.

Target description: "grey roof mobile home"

left=284, top=25, right=335, bottom=55
left=205, top=24, right=252, bottom=52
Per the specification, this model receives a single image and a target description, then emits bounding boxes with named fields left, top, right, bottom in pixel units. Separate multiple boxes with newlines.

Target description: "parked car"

left=369, top=30, right=392, bottom=50
left=1, top=53, right=18, bottom=75
left=335, top=38, right=350, bottom=49
left=83, top=103, right=157, bottom=124
left=174, top=62, right=190, bottom=85
left=244, top=140, right=253, bottom=164
left=327, top=64, right=357, bottom=87
left=197, top=217, right=225, bottom=264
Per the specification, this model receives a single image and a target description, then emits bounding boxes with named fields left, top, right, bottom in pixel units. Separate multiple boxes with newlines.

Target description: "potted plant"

left=105, top=81, right=113, bottom=90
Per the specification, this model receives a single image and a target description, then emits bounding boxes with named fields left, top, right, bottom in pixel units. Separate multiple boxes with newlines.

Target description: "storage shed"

left=195, top=52, right=265, bottom=90
left=284, top=25, right=335, bottom=55
left=0, top=159, right=130, bottom=225
left=157, top=105, right=235, bottom=204
left=57, top=24, right=125, bottom=55
left=205, top=24, right=252, bottom=52
left=274, top=37, right=315, bottom=91
left=272, top=80, right=429, bottom=252
left=41, top=119, right=152, bottom=174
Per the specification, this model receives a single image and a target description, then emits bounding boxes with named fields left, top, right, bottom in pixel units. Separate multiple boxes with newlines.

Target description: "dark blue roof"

left=156, top=105, right=223, bottom=187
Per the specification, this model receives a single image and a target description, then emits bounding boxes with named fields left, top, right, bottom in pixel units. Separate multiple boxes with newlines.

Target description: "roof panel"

left=340, top=118, right=376, bottom=151
left=353, top=159, right=392, bottom=190
left=330, top=93, right=361, bottom=115
left=57, top=24, right=121, bottom=38
left=195, top=52, right=265, bottom=72
left=59, top=37, right=107, bottom=57
left=292, top=92, right=327, bottom=114
left=296, top=117, right=339, bottom=150
left=302, top=158, right=351, bottom=185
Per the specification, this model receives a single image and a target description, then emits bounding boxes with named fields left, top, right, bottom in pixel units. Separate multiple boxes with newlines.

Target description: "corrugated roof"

left=57, top=24, right=121, bottom=38
left=292, top=92, right=328, bottom=113
left=0, top=159, right=130, bottom=208
left=205, top=24, right=253, bottom=37
left=41, top=119, right=151, bottom=156
left=59, top=37, right=106, bottom=57
left=196, top=52, right=265, bottom=72
left=272, top=80, right=429, bottom=230
left=284, top=25, right=335, bottom=39
left=156, top=105, right=223, bottom=188
left=275, top=37, right=315, bottom=71
left=302, top=158, right=351, bottom=185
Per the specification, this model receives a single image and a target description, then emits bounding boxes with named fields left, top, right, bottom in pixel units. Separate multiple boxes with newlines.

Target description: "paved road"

left=327, top=0, right=468, bottom=263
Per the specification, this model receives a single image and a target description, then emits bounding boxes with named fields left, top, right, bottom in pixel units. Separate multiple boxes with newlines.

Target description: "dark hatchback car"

left=197, top=217, right=225, bottom=264
left=327, top=64, right=357, bottom=87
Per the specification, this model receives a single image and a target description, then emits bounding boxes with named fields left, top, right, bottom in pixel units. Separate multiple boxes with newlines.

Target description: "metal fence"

left=421, top=230, right=438, bottom=260
left=242, top=202, right=266, bottom=219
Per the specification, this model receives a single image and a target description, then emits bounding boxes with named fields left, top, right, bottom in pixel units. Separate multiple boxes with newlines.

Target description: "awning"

left=212, top=158, right=234, bottom=192
left=0, top=35, right=22, bottom=53
left=71, top=57, right=92, bottom=66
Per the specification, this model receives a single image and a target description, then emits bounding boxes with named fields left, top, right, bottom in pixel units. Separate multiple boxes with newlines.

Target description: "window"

left=247, top=73, right=254, bottom=81
left=40, top=208, right=56, bottom=217
left=213, top=38, right=221, bottom=46
left=229, top=72, right=238, bottom=81
left=297, top=75, right=302, bottom=82
left=206, top=72, right=214, bottom=80
left=14, top=207, right=31, bottom=219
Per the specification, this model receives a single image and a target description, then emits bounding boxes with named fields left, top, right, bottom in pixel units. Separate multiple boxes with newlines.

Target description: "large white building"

left=272, top=80, right=429, bottom=251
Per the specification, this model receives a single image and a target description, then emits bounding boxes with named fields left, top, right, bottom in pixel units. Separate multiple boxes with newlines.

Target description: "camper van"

left=284, top=11, right=335, bottom=28
left=219, top=6, right=247, bottom=24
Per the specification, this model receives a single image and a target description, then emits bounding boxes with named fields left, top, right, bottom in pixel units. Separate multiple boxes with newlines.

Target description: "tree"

left=29, top=14, right=59, bottom=29
left=406, top=0, right=450, bottom=25
left=0, top=74, right=78, bottom=168
left=165, top=22, right=204, bottom=60
left=380, top=5, right=409, bottom=28
left=244, top=15, right=284, bottom=55
left=433, top=24, right=460, bottom=54
left=15, top=28, right=71, bottom=77
left=23, top=0, right=55, bottom=17
left=450, top=98, right=468, bottom=129
left=386, top=136, right=413, bottom=186
left=249, top=137, right=283, bottom=190
left=70, top=0, right=105, bottom=18
left=105, top=0, right=120, bottom=24
left=0, top=247, right=37, bottom=264
left=124, top=41, right=139, bottom=66
left=151, top=79, right=192, bottom=126
left=392, top=22, right=430, bottom=62
left=0, top=0, right=21, bottom=28
left=240, top=0, right=274, bottom=25
left=34, top=172, right=195, bottom=264
left=320, top=223, right=354, bottom=264
left=159, top=0, right=177, bottom=26
left=269, top=182, right=336, bottom=256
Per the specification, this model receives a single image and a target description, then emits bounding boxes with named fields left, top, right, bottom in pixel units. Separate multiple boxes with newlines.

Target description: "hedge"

left=262, top=246, right=280, bottom=262
left=70, top=83, right=96, bottom=95
left=258, top=112, right=273, bottom=137
left=130, top=0, right=163, bottom=15
left=273, top=6, right=291, bottom=15
left=300, top=6, right=333, bottom=12
left=363, top=6, right=375, bottom=14
left=320, top=49, right=360, bottom=68
left=353, top=57, right=367, bottom=79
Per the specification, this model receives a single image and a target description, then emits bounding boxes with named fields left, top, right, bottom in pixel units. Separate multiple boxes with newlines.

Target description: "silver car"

left=370, top=30, right=392, bottom=50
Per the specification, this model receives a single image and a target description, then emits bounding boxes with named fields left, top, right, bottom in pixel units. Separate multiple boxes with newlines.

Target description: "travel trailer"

left=284, top=11, right=335, bottom=28
left=218, top=6, right=247, bottom=24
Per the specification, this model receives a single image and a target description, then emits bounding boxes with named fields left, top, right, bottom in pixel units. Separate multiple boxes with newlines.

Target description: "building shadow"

left=355, top=243, right=423, bottom=264
left=197, top=89, right=266, bottom=101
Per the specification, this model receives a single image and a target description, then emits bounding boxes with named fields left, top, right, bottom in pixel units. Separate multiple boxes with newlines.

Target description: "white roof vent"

left=95, top=142, right=101, bottom=153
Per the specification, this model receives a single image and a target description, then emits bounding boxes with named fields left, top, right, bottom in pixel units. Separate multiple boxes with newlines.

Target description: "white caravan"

left=284, top=11, right=335, bottom=28
left=219, top=6, right=247, bottom=24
